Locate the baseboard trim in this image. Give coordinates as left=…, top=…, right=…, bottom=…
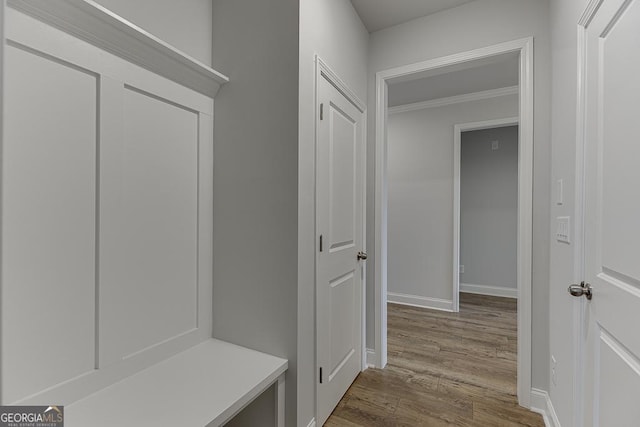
left=305, top=418, right=316, bottom=427
left=460, top=283, right=518, bottom=299
left=387, top=292, right=453, bottom=312
left=366, top=348, right=377, bottom=368
left=530, top=388, right=561, bottom=427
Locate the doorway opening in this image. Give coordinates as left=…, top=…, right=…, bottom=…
left=373, top=37, right=534, bottom=407
left=454, top=119, right=519, bottom=309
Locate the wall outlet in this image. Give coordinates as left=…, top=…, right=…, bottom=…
left=459, top=265, right=464, bottom=274
left=551, top=355, right=557, bottom=386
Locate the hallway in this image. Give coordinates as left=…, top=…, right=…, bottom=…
left=327, top=293, right=544, bottom=426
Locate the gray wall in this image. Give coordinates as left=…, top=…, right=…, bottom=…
left=460, top=126, right=518, bottom=290
left=387, top=96, right=518, bottom=303
left=93, top=0, right=213, bottom=65
left=211, top=1, right=299, bottom=425
left=367, top=0, right=551, bottom=391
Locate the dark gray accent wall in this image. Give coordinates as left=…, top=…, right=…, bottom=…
left=460, top=126, right=518, bottom=290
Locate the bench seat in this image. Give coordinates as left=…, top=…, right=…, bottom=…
left=66, top=339, right=287, bottom=427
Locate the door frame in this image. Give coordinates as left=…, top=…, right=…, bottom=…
left=373, top=37, right=534, bottom=407
left=453, top=117, right=520, bottom=311
left=314, top=55, right=368, bottom=417
left=572, top=0, right=611, bottom=424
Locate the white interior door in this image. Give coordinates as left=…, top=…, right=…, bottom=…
left=316, top=75, right=364, bottom=425
left=581, top=0, right=640, bottom=425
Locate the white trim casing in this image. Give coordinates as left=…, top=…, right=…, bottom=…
left=316, top=57, right=366, bottom=113
left=0, top=0, right=5, bottom=407
left=365, top=348, right=376, bottom=368
left=530, top=388, right=562, bottom=427
left=454, top=116, right=519, bottom=311
left=361, top=109, right=368, bottom=374
left=570, top=2, right=600, bottom=424
left=460, top=283, right=518, bottom=299
left=387, top=292, right=453, bottom=312
left=374, top=70, right=388, bottom=370
left=517, top=35, right=534, bottom=410
left=453, top=122, right=461, bottom=313
left=374, top=37, right=534, bottom=408
left=388, top=85, right=518, bottom=115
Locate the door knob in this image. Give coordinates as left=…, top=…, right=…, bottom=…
left=568, top=281, right=592, bottom=300
left=357, top=251, right=368, bottom=261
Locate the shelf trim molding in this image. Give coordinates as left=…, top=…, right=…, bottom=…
left=7, top=0, right=229, bottom=98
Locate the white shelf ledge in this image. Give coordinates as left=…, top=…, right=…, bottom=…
left=66, top=339, right=288, bottom=427
left=7, top=0, right=229, bottom=98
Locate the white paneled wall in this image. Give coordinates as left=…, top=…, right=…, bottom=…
left=1, top=7, right=215, bottom=405
left=3, top=42, right=98, bottom=405
left=100, top=85, right=200, bottom=365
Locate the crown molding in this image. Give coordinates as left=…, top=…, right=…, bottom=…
left=388, top=85, right=518, bottom=115
left=7, top=0, right=229, bottom=98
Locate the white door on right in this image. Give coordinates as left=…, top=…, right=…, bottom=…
left=581, top=0, right=640, bottom=425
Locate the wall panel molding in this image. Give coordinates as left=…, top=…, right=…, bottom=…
left=1, top=6, right=215, bottom=406
left=7, top=0, right=228, bottom=97
left=2, top=43, right=98, bottom=403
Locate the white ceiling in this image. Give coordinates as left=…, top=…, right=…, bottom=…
left=388, top=52, right=519, bottom=107
left=350, top=0, right=476, bottom=33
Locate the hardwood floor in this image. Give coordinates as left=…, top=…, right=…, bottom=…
left=326, top=293, right=545, bottom=426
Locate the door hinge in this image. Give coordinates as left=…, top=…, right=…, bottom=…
left=320, top=103, right=324, bottom=120
left=319, top=234, right=323, bottom=252
left=319, top=367, right=323, bottom=384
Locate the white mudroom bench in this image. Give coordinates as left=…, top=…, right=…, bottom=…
left=66, top=339, right=287, bottom=427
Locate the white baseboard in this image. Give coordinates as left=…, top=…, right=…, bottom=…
left=530, top=388, right=561, bottom=427
left=366, top=348, right=377, bottom=368
left=460, top=283, right=518, bottom=299
left=387, top=292, right=453, bottom=312
left=305, top=418, right=316, bottom=427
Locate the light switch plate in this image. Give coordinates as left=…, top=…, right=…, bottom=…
left=556, top=179, right=563, bottom=205
left=556, top=216, right=570, bottom=243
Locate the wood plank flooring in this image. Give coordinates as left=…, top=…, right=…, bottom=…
left=326, top=293, right=545, bottom=426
